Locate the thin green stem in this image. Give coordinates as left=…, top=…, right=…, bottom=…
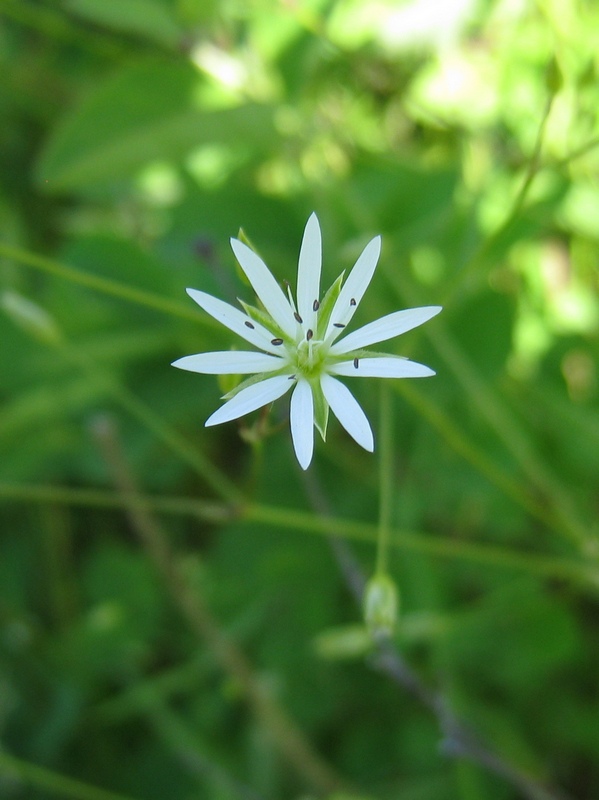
left=442, top=89, right=557, bottom=305
left=376, top=382, right=393, bottom=575
left=0, top=750, right=138, bottom=800
left=0, top=242, right=211, bottom=325
left=1, top=482, right=594, bottom=586
left=0, top=481, right=233, bottom=522
left=420, top=311, right=590, bottom=550
left=247, top=503, right=595, bottom=586
left=555, top=135, right=599, bottom=167
left=396, top=381, right=556, bottom=530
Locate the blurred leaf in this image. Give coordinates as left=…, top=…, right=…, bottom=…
left=444, top=580, right=580, bottom=689
left=449, top=287, right=515, bottom=380
left=63, top=0, right=182, bottom=47
left=348, top=158, right=459, bottom=238
left=36, top=60, right=277, bottom=190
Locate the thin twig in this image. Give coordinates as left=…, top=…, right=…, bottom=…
left=301, top=468, right=572, bottom=800
left=92, top=414, right=346, bottom=797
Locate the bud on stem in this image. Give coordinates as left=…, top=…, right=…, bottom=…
left=363, top=572, right=399, bottom=638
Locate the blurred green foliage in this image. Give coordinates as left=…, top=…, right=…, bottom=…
left=1, top=0, right=599, bottom=798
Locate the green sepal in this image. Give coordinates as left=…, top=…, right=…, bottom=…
left=237, top=226, right=258, bottom=252
left=316, top=272, right=345, bottom=339
left=222, top=369, right=291, bottom=400
left=231, top=228, right=254, bottom=290
left=312, top=381, right=329, bottom=441
left=327, top=349, right=410, bottom=366
left=237, top=299, right=288, bottom=342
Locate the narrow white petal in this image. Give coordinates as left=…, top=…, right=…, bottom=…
left=187, top=288, right=283, bottom=355
left=330, top=306, right=442, bottom=354
left=205, top=375, right=292, bottom=427
left=290, top=379, right=314, bottom=470
left=329, top=357, right=435, bottom=378
left=296, top=212, right=321, bottom=329
left=172, top=351, right=286, bottom=374
left=230, top=238, right=296, bottom=338
left=320, top=374, right=374, bottom=452
left=325, top=235, right=381, bottom=341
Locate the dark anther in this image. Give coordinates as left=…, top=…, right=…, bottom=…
left=244, top=321, right=255, bottom=329
left=283, top=279, right=291, bottom=289
left=333, top=323, right=345, bottom=328
left=288, top=374, right=296, bottom=380
left=271, top=338, right=284, bottom=345
left=350, top=298, right=357, bottom=306
left=306, top=329, right=314, bottom=340
left=313, top=299, right=320, bottom=311
left=353, top=358, right=359, bottom=369
left=294, top=312, right=303, bottom=323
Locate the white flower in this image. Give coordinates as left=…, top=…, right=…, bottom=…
left=173, top=213, right=441, bottom=470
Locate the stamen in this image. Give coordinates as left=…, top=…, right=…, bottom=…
left=282, top=279, right=291, bottom=289
left=288, top=374, right=296, bottom=380
left=353, top=358, right=359, bottom=369
left=306, top=329, right=313, bottom=340
left=350, top=298, right=357, bottom=306
left=271, top=338, right=284, bottom=345
left=244, top=321, right=255, bottom=329
left=333, top=323, right=345, bottom=328
left=313, top=299, right=320, bottom=311
left=294, top=312, right=303, bottom=323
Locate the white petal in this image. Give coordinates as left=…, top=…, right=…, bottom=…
left=290, top=379, right=314, bottom=470
left=296, top=212, right=321, bottom=330
left=187, top=289, right=283, bottom=355
left=205, top=375, right=292, bottom=427
left=230, top=238, right=296, bottom=338
left=320, top=374, right=374, bottom=452
left=330, top=306, right=442, bottom=354
left=329, top=357, right=435, bottom=378
left=172, top=351, right=286, bottom=374
left=325, top=235, right=381, bottom=342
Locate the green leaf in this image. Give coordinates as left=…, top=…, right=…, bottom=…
left=63, top=0, right=182, bottom=47
left=450, top=288, right=515, bottom=380
left=35, top=60, right=277, bottom=190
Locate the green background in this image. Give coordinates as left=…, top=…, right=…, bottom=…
left=1, top=0, right=598, bottom=798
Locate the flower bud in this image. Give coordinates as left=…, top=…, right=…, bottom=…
left=363, top=573, right=399, bottom=639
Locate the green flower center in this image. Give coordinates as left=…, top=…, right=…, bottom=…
left=294, top=336, right=329, bottom=379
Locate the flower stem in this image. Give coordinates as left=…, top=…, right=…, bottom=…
left=376, top=382, right=393, bottom=575
left=0, top=241, right=210, bottom=325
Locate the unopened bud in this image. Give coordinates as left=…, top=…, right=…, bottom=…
left=313, top=624, right=372, bottom=661
left=363, top=573, right=399, bottom=638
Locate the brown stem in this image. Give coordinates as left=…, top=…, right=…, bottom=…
left=301, top=467, right=572, bottom=800
left=92, top=415, right=345, bottom=796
